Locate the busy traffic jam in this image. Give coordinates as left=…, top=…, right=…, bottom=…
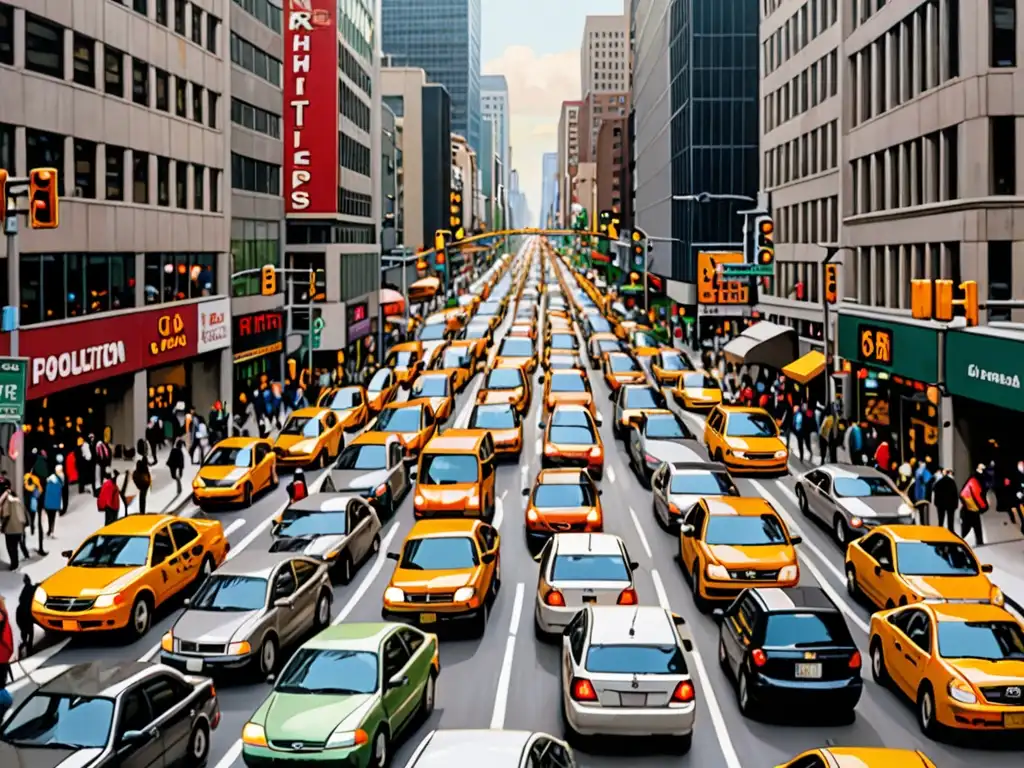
left=2, top=237, right=1023, bottom=768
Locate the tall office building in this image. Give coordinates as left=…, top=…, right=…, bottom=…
left=481, top=74, right=510, bottom=194
left=557, top=101, right=582, bottom=226
left=381, top=0, right=482, bottom=153
left=480, top=117, right=503, bottom=229
left=540, top=151, right=559, bottom=227
left=580, top=14, right=629, bottom=160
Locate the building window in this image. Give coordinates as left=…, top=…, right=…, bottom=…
left=193, top=164, right=204, bottom=209
left=106, top=145, right=125, bottom=200
left=210, top=168, right=220, bottom=211
left=232, top=0, right=282, bottom=33
left=143, top=252, right=216, bottom=304
left=132, top=58, right=149, bottom=106
left=73, top=33, right=95, bottom=88
left=26, top=129, right=65, bottom=195
left=230, top=32, right=282, bottom=86
left=175, top=160, right=188, bottom=208
left=175, top=76, right=187, bottom=117
left=133, top=151, right=149, bottom=204
left=133, top=0, right=148, bottom=15
left=190, top=4, right=202, bottom=45
left=206, top=14, right=219, bottom=53
left=993, top=0, right=1017, bottom=67
left=340, top=81, right=371, bottom=131
left=20, top=253, right=137, bottom=325
left=339, top=134, right=371, bottom=177
left=25, top=13, right=64, bottom=80
left=231, top=219, right=281, bottom=297
left=231, top=153, right=280, bottom=195
left=383, top=96, right=404, bottom=118
left=0, top=3, right=13, bottom=67
left=992, top=116, right=1016, bottom=194
left=72, top=139, right=97, bottom=199
left=155, top=69, right=169, bottom=110
left=0, top=123, right=14, bottom=173
left=338, top=188, right=372, bottom=218
left=208, top=91, right=219, bottom=128
left=231, top=98, right=281, bottom=138
left=104, top=46, right=124, bottom=97
left=173, top=0, right=186, bottom=34
left=156, top=0, right=168, bottom=25
left=191, top=83, right=203, bottom=123
left=988, top=241, right=1013, bottom=321
left=157, top=156, right=170, bottom=205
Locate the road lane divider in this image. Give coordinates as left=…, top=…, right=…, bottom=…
left=489, top=582, right=525, bottom=729
left=493, top=495, right=505, bottom=531
left=333, top=522, right=402, bottom=625
left=606, top=464, right=616, bottom=483
left=6, top=639, right=71, bottom=694
left=627, top=506, right=653, bottom=560
left=223, top=518, right=247, bottom=537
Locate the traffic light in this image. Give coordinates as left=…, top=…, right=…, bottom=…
left=260, top=264, right=277, bottom=296
left=631, top=228, right=647, bottom=271
left=308, top=269, right=316, bottom=300
left=310, top=311, right=324, bottom=349
left=608, top=217, right=619, bottom=241
left=824, top=263, right=838, bottom=304
left=598, top=210, right=611, bottom=232
left=755, top=215, right=774, bottom=265
left=911, top=279, right=933, bottom=319
left=455, top=226, right=464, bottom=241
left=0, top=169, right=7, bottom=223
left=28, top=168, right=59, bottom=229
left=450, top=190, right=462, bottom=230
left=955, top=280, right=979, bottom=326
left=434, top=230, right=446, bottom=252
left=934, top=279, right=954, bottom=321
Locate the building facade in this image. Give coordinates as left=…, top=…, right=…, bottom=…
left=581, top=14, right=630, bottom=97
left=481, top=73, right=509, bottom=195
left=381, top=0, right=481, bottom=153
left=596, top=116, right=630, bottom=221
left=422, top=83, right=453, bottom=242
left=540, top=151, right=559, bottom=227
left=381, top=102, right=400, bottom=251
left=480, top=117, right=501, bottom=229
left=451, top=133, right=477, bottom=231
left=557, top=100, right=582, bottom=226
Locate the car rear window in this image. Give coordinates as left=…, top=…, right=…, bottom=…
left=552, top=554, right=629, bottom=582
left=763, top=612, right=852, bottom=648
left=585, top=645, right=687, bottom=674
left=534, top=483, right=594, bottom=508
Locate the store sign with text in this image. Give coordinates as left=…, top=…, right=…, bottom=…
left=696, top=252, right=749, bottom=305
left=347, top=302, right=371, bottom=341
left=944, top=330, right=1024, bottom=413
left=197, top=298, right=231, bottom=354
left=23, top=304, right=201, bottom=400
left=283, top=0, right=339, bottom=214
left=233, top=311, right=284, bottom=363
left=857, top=325, right=893, bottom=367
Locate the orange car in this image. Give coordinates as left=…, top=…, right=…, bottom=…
left=538, top=368, right=596, bottom=420
left=316, top=385, right=370, bottom=431
left=494, top=335, right=538, bottom=373
left=434, top=341, right=477, bottom=390
left=777, top=748, right=937, bottom=767
left=409, top=372, right=456, bottom=423
left=652, top=349, right=694, bottom=387
left=371, top=400, right=439, bottom=459
left=477, top=365, right=532, bottom=414
left=509, top=321, right=537, bottom=341
left=539, top=404, right=605, bottom=480
left=464, top=403, right=523, bottom=458
left=544, top=331, right=579, bottom=363
left=459, top=321, right=492, bottom=358
left=385, top=341, right=426, bottom=388
left=704, top=405, right=788, bottom=474
left=522, top=468, right=603, bottom=546
left=602, top=351, right=646, bottom=392
left=365, top=368, right=399, bottom=413
left=413, top=430, right=497, bottom=520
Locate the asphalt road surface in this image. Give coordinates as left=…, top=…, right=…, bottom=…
left=10, top=240, right=1022, bottom=768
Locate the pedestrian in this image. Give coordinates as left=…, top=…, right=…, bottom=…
left=959, top=463, right=989, bottom=546
left=15, top=574, right=34, bottom=659
left=799, top=403, right=816, bottom=462
left=846, top=421, right=865, bottom=466
left=31, top=450, right=48, bottom=482
left=0, top=471, right=10, bottom=496
left=287, top=468, right=308, bottom=504
left=0, top=595, right=14, bottom=700
left=1010, top=459, right=1024, bottom=534
left=818, top=408, right=839, bottom=465
left=873, top=437, right=892, bottom=477
left=168, top=440, right=185, bottom=496
left=23, top=471, right=40, bottom=537
left=146, top=417, right=162, bottom=463
left=77, top=437, right=94, bottom=495
left=1, top=491, right=28, bottom=570
left=97, top=469, right=121, bottom=526
left=132, top=457, right=152, bottom=515
left=190, top=418, right=209, bottom=465
left=43, top=466, right=64, bottom=538
left=912, top=457, right=934, bottom=522
left=56, top=454, right=70, bottom=515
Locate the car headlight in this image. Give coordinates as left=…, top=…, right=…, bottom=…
left=227, top=641, right=252, bottom=655
left=241, top=723, right=267, bottom=747
left=774, top=450, right=787, bottom=459
left=778, top=565, right=799, bottom=582
left=414, top=494, right=425, bottom=506
left=33, top=587, right=47, bottom=604
left=706, top=564, right=730, bottom=580
left=93, top=593, right=124, bottom=608
left=193, top=476, right=206, bottom=488
left=948, top=680, right=977, bottom=704
left=326, top=728, right=369, bottom=750
left=161, top=631, right=174, bottom=652
left=991, top=585, right=1005, bottom=607
left=384, top=587, right=405, bottom=603
left=849, top=517, right=864, bottom=529
left=453, top=586, right=476, bottom=602
left=732, top=451, right=746, bottom=459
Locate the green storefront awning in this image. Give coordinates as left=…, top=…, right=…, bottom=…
left=837, top=312, right=940, bottom=382
left=944, top=329, right=1024, bottom=412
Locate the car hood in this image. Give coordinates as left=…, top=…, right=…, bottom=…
left=173, top=609, right=261, bottom=644
left=42, top=566, right=144, bottom=596
left=952, top=659, right=1024, bottom=688
left=417, top=485, right=476, bottom=505
left=275, top=434, right=317, bottom=452
left=899, top=574, right=994, bottom=601
left=263, top=692, right=374, bottom=742
left=270, top=533, right=348, bottom=558
left=645, top=439, right=703, bottom=464
left=836, top=496, right=911, bottom=519
left=391, top=569, right=475, bottom=591
left=479, top=389, right=521, bottom=405
left=0, top=743, right=103, bottom=768
left=547, top=393, right=592, bottom=409
left=724, top=436, right=785, bottom=452
left=612, top=371, right=645, bottom=382
left=706, top=544, right=795, bottom=569
left=680, top=386, right=721, bottom=401
left=329, top=468, right=390, bottom=492
left=197, top=465, right=251, bottom=483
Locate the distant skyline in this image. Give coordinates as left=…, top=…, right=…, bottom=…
left=480, top=0, right=625, bottom=214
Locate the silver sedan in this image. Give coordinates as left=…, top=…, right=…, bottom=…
left=650, top=461, right=739, bottom=531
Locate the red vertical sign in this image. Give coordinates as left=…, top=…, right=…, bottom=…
left=284, top=0, right=339, bottom=215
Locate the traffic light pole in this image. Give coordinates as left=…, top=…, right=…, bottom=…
left=820, top=245, right=852, bottom=406
left=4, top=200, right=23, bottom=501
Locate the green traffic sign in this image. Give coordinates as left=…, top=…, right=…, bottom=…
left=721, top=264, right=774, bottom=276
left=0, top=357, right=28, bottom=422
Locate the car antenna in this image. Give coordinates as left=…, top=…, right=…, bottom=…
left=588, top=534, right=593, bottom=552
left=629, top=606, right=639, bottom=637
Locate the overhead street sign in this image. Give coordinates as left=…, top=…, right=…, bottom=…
left=0, top=357, right=28, bottom=422
left=721, top=264, right=775, bottom=277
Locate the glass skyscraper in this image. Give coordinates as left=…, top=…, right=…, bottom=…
left=381, top=0, right=482, bottom=154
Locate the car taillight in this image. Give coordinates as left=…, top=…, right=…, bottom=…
left=208, top=684, right=217, bottom=700
left=586, top=509, right=600, bottom=524
left=671, top=681, right=695, bottom=703
left=849, top=651, right=862, bottom=669
left=617, top=588, right=638, bottom=605
left=589, top=445, right=602, bottom=457
left=545, top=589, right=566, bottom=606
left=526, top=509, right=539, bottom=522
left=570, top=677, right=598, bottom=702
left=751, top=649, right=767, bottom=667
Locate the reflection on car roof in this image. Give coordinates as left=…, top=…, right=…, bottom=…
left=589, top=606, right=674, bottom=645
left=411, top=730, right=533, bottom=768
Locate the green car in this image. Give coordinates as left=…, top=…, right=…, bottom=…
left=241, top=622, right=439, bottom=768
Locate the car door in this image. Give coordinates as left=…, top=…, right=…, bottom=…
left=802, top=470, right=825, bottom=520
left=883, top=608, right=920, bottom=695
left=150, top=526, right=183, bottom=603
left=379, top=630, right=417, bottom=731
left=169, top=520, right=202, bottom=587
left=289, top=557, right=320, bottom=633
left=387, top=441, right=406, bottom=499
left=859, top=533, right=897, bottom=607
left=561, top=607, right=588, bottom=691
left=814, top=474, right=837, bottom=523
left=627, top=425, right=643, bottom=470
left=346, top=500, right=372, bottom=562
left=680, top=503, right=707, bottom=570
left=898, top=609, right=933, bottom=697
left=253, top=443, right=271, bottom=489
left=724, top=594, right=760, bottom=675
left=270, top=562, right=304, bottom=644
left=650, top=464, right=670, bottom=523
left=141, top=674, right=196, bottom=768
left=324, top=412, right=341, bottom=455
left=421, top=405, right=437, bottom=444
left=113, top=685, right=164, bottom=768
left=396, top=627, right=431, bottom=701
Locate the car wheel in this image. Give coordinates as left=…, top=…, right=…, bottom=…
left=317, top=450, right=328, bottom=469
left=369, top=728, right=390, bottom=768
left=918, top=685, right=940, bottom=738
left=833, top=514, right=849, bottom=547
left=258, top=635, right=278, bottom=676
left=185, top=721, right=210, bottom=767
left=870, top=638, right=888, bottom=685
left=738, top=669, right=757, bottom=718
left=420, top=671, right=436, bottom=718
left=654, top=500, right=669, bottom=531
left=339, top=555, right=354, bottom=585
left=314, top=590, right=331, bottom=629
left=370, top=533, right=382, bottom=558
left=128, top=594, right=152, bottom=640
left=691, top=565, right=708, bottom=613
left=194, top=556, right=214, bottom=590
left=845, top=566, right=861, bottom=599
left=383, top=490, right=395, bottom=519
left=242, top=483, right=253, bottom=507
left=471, top=600, right=489, bottom=638
left=796, top=486, right=809, bottom=516
left=669, top=732, right=692, bottom=755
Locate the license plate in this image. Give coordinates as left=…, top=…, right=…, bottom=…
left=1005, top=713, right=1024, bottom=728
left=420, top=613, right=437, bottom=624
left=795, top=663, right=822, bottom=679
left=185, top=658, right=204, bottom=673
left=582, top=596, right=597, bottom=603
left=620, top=693, right=646, bottom=707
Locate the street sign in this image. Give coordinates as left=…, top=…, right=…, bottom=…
left=721, top=264, right=775, bottom=277
left=0, top=357, right=28, bottom=422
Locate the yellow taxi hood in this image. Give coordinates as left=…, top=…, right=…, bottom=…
left=43, top=565, right=145, bottom=596
left=724, top=435, right=784, bottom=452
left=480, top=389, right=521, bottom=405
left=613, top=371, right=645, bottom=383
left=952, top=658, right=1024, bottom=688
left=391, top=568, right=476, bottom=591
left=486, top=428, right=520, bottom=445
left=274, top=434, right=307, bottom=450
left=900, top=574, right=995, bottom=601
left=706, top=543, right=796, bottom=569
left=197, top=465, right=250, bottom=483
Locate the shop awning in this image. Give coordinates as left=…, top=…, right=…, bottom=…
left=782, top=350, right=826, bottom=384
left=380, top=288, right=405, bottom=317
left=408, top=276, right=440, bottom=302
left=722, top=322, right=798, bottom=369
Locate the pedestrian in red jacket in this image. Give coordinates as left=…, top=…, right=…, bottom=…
left=97, top=470, right=121, bottom=526
left=0, top=595, right=14, bottom=685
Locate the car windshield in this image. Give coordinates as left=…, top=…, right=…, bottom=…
left=324, top=389, right=361, bottom=410
left=387, top=350, right=415, bottom=367
left=486, top=369, right=523, bottom=389
left=589, top=318, right=611, bottom=333
left=282, top=416, right=322, bottom=438
left=645, top=415, right=690, bottom=439
left=895, top=542, right=979, bottom=576
left=191, top=574, right=267, bottom=611
left=704, top=515, right=788, bottom=546
left=277, top=510, right=347, bottom=537
left=725, top=413, right=777, bottom=438
left=833, top=476, right=898, bottom=497
left=463, top=325, right=488, bottom=339
left=203, top=446, right=253, bottom=467
left=375, top=407, right=421, bottom=432
left=585, top=645, right=687, bottom=675
left=682, top=373, right=718, bottom=389
left=633, top=333, right=657, bottom=348
left=764, top=612, right=852, bottom=648
left=500, top=338, right=533, bottom=357
left=548, top=356, right=578, bottom=369
left=550, top=335, right=575, bottom=349
left=624, top=388, right=660, bottom=409
left=609, top=356, right=639, bottom=373
left=418, top=324, right=447, bottom=341
left=419, top=454, right=478, bottom=484
left=276, top=649, right=378, bottom=695
left=550, top=426, right=595, bottom=445
left=479, top=304, right=501, bottom=315
left=659, top=353, right=687, bottom=371
left=335, top=444, right=386, bottom=470
left=442, top=349, right=469, bottom=368
left=412, top=376, right=449, bottom=398
left=368, top=370, right=391, bottom=391
left=1, top=693, right=114, bottom=749
left=552, top=554, right=629, bottom=581
left=550, top=373, right=586, bottom=392
left=470, top=405, right=516, bottom=429
left=937, top=621, right=1024, bottom=661
left=533, top=483, right=594, bottom=508
left=71, top=535, right=150, bottom=567
left=401, top=536, right=478, bottom=570
left=671, top=472, right=734, bottom=495
left=597, top=340, right=621, bottom=355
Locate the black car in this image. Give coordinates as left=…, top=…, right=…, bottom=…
left=713, top=586, right=862, bottom=720
left=0, top=661, right=219, bottom=768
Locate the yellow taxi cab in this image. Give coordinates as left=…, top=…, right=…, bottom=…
left=315, top=384, right=370, bottom=430
left=614, top=319, right=650, bottom=341
left=544, top=351, right=585, bottom=371
left=538, top=368, right=596, bottom=420
left=33, top=514, right=229, bottom=640
left=514, top=304, right=538, bottom=324
left=434, top=341, right=477, bottom=390
left=433, top=307, right=468, bottom=332
left=651, top=349, right=694, bottom=387
left=192, top=437, right=277, bottom=508
left=371, top=399, right=439, bottom=459
left=508, top=321, right=537, bottom=341
left=494, top=335, right=538, bottom=373
left=704, top=405, right=788, bottom=474
left=413, top=431, right=498, bottom=520
left=464, top=402, right=523, bottom=459
left=601, top=351, right=646, bottom=393
left=679, top=496, right=801, bottom=609
left=673, top=370, right=724, bottom=410
left=477, top=364, right=532, bottom=414
left=522, top=468, right=603, bottom=545
left=382, top=518, right=500, bottom=637
left=545, top=316, right=573, bottom=335
left=868, top=601, right=1024, bottom=737
left=409, top=372, right=456, bottom=423
left=544, top=331, right=579, bottom=363
left=587, top=332, right=622, bottom=368
left=540, top=404, right=605, bottom=480
left=612, top=385, right=668, bottom=439
left=845, top=525, right=1003, bottom=610
left=458, top=294, right=482, bottom=317
left=777, top=747, right=937, bottom=767
left=459, top=321, right=492, bottom=358
left=384, top=340, right=426, bottom=388
left=419, top=335, right=451, bottom=370
left=273, top=407, right=346, bottom=468
left=365, top=367, right=400, bottom=413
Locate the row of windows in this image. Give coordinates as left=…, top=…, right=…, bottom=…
left=340, top=42, right=372, bottom=97
left=773, top=195, right=838, bottom=246
left=133, top=0, right=219, bottom=53
left=340, top=80, right=371, bottom=132
left=340, top=0, right=374, bottom=62
left=231, top=32, right=281, bottom=87
left=340, top=133, right=371, bottom=176
left=143, top=252, right=217, bottom=304
left=339, top=188, right=372, bottom=218
left=231, top=218, right=281, bottom=297
left=231, top=152, right=281, bottom=196
left=992, top=0, right=1017, bottom=67
left=849, top=0, right=889, bottom=29
left=763, top=0, right=838, bottom=75
left=847, top=242, right=961, bottom=310
left=231, top=97, right=281, bottom=139
left=849, top=0, right=959, bottom=129
left=338, top=251, right=378, bottom=301
left=233, top=0, right=281, bottom=34
left=764, top=49, right=837, bottom=133
left=285, top=221, right=375, bottom=246
left=765, top=260, right=824, bottom=304
left=764, top=119, right=839, bottom=188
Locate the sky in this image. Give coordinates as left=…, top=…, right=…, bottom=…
left=481, top=0, right=625, bottom=218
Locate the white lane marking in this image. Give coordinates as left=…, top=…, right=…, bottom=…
left=750, top=480, right=870, bottom=635
left=534, top=438, right=542, bottom=457
left=489, top=582, right=525, bottom=729
left=6, top=640, right=71, bottom=693
left=212, top=742, right=242, bottom=768
left=520, top=465, right=529, bottom=488
left=628, top=506, right=653, bottom=560
left=606, top=464, right=616, bottom=483
left=651, top=569, right=741, bottom=768
left=493, top=495, right=504, bottom=531
left=223, top=518, right=246, bottom=537
left=453, top=375, right=485, bottom=428
left=333, top=522, right=402, bottom=625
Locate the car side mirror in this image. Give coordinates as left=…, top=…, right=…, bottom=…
left=790, top=536, right=802, bottom=545
left=982, top=564, right=994, bottom=573
left=537, top=375, right=545, bottom=383
left=629, top=561, right=639, bottom=571
left=537, top=422, right=545, bottom=429
left=273, top=597, right=293, bottom=609
left=61, top=549, right=73, bottom=559
left=595, top=413, right=603, bottom=426
left=711, top=608, right=725, bottom=623
left=522, top=488, right=530, bottom=497
left=120, top=730, right=148, bottom=746
left=386, top=673, right=409, bottom=690
left=481, top=552, right=496, bottom=564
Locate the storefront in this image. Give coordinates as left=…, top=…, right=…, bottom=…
left=232, top=310, right=284, bottom=405
left=343, top=301, right=376, bottom=382
left=837, top=311, right=941, bottom=467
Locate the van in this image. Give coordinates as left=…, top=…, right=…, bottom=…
left=412, top=430, right=497, bottom=520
